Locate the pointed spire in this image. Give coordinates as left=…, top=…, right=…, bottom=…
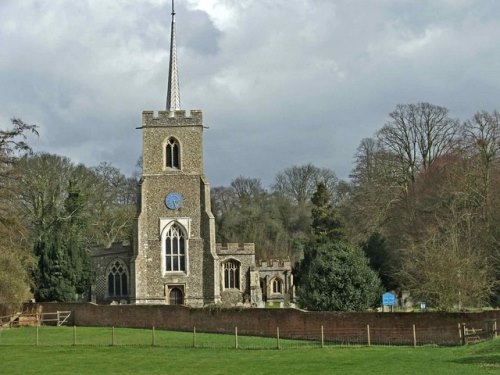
left=166, top=0, right=180, bottom=111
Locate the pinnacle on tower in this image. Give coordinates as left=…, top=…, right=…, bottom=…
left=166, top=0, right=181, bottom=111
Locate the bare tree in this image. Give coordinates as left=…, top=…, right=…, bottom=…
left=0, top=119, right=38, bottom=308
left=461, top=110, right=500, bottom=213
left=272, top=164, right=338, bottom=206
left=377, top=103, right=459, bottom=186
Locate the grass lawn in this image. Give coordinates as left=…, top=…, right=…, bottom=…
left=0, top=327, right=499, bottom=374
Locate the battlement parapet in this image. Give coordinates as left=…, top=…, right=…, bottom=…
left=142, top=110, right=203, bottom=127
left=258, top=258, right=291, bottom=270
left=216, top=242, right=255, bottom=254
left=90, top=241, right=133, bottom=257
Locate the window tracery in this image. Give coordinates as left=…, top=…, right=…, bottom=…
left=223, top=260, right=240, bottom=289
left=107, top=260, right=128, bottom=297
left=165, top=224, right=186, bottom=272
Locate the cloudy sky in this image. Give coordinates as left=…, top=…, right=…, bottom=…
left=1, top=0, right=499, bottom=186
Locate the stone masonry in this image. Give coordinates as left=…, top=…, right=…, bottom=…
left=91, top=109, right=294, bottom=307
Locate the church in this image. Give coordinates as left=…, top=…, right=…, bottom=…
left=90, top=1, right=294, bottom=307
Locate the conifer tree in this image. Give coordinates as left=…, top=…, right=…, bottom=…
left=297, top=183, right=381, bottom=311
left=310, top=182, right=346, bottom=243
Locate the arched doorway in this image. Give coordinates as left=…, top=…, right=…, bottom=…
left=169, top=287, right=184, bottom=305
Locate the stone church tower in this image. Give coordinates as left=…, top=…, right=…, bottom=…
left=90, top=0, right=294, bottom=307
left=130, top=2, right=220, bottom=306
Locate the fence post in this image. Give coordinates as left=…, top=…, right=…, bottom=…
left=276, top=327, right=280, bottom=350
left=366, top=324, right=371, bottom=347
left=494, top=320, right=497, bottom=339
left=36, top=324, right=39, bottom=346
left=235, top=326, right=239, bottom=349
left=460, top=323, right=466, bottom=346
left=111, top=326, right=115, bottom=346
left=412, top=324, right=416, bottom=347
left=192, top=326, right=196, bottom=348
left=73, top=325, right=76, bottom=346
left=56, top=311, right=60, bottom=327
left=321, top=325, right=324, bottom=348
left=152, top=326, right=155, bottom=346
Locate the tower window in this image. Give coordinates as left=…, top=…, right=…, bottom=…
left=272, top=278, right=283, bottom=294
left=166, top=224, right=186, bottom=272
left=107, top=260, right=129, bottom=297
left=166, top=138, right=180, bottom=169
left=223, top=260, right=240, bottom=289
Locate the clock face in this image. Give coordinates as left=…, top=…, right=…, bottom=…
left=165, top=192, right=183, bottom=210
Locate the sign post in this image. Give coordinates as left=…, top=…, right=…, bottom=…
left=382, top=292, right=396, bottom=312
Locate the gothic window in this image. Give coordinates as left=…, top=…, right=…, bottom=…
left=107, top=260, right=128, bottom=297
left=272, top=278, right=283, bottom=294
left=165, top=224, right=186, bottom=272
left=166, top=138, right=180, bottom=169
left=223, top=260, right=240, bottom=289
left=169, top=287, right=184, bottom=305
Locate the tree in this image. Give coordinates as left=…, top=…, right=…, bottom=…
left=399, top=226, right=494, bottom=311
left=397, top=155, right=497, bottom=310
left=0, top=118, right=38, bottom=308
left=88, top=162, right=136, bottom=247
left=346, top=138, right=404, bottom=245
left=377, top=103, right=458, bottom=186
left=297, top=241, right=382, bottom=311
left=461, top=110, right=500, bottom=220
left=297, top=183, right=381, bottom=311
left=361, top=232, right=393, bottom=289
left=310, top=182, right=345, bottom=243
left=272, top=164, right=338, bottom=206
left=213, top=176, right=290, bottom=259
left=17, top=153, right=95, bottom=301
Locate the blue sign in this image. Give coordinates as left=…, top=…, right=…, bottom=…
left=382, top=292, right=396, bottom=306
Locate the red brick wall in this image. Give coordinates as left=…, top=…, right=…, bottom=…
left=37, top=303, right=500, bottom=346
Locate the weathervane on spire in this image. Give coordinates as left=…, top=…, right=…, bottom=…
left=166, top=0, right=180, bottom=111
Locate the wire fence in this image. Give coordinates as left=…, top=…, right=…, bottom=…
left=0, top=323, right=497, bottom=349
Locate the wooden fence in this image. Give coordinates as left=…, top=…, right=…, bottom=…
left=0, top=311, right=71, bottom=328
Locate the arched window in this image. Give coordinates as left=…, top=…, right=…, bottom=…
left=107, top=260, right=128, bottom=297
left=223, top=260, right=240, bottom=289
left=169, top=287, right=184, bottom=305
left=165, top=224, right=186, bottom=272
left=166, top=138, right=180, bottom=169
left=272, top=278, right=283, bottom=294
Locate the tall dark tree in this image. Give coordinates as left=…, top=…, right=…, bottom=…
left=311, top=182, right=346, bottom=243
left=297, top=183, right=381, bottom=311
left=362, top=232, right=393, bottom=289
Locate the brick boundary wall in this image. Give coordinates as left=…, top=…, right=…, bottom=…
left=34, top=303, right=500, bottom=346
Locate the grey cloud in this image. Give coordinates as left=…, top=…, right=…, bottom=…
left=1, top=0, right=500, bottom=186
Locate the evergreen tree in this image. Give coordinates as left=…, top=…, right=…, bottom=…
left=362, top=232, right=394, bottom=289
left=33, top=178, right=92, bottom=302
left=299, top=241, right=381, bottom=311
left=297, top=183, right=382, bottom=311
left=310, top=182, right=346, bottom=243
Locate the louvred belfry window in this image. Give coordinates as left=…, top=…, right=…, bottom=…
left=166, top=138, right=180, bottom=168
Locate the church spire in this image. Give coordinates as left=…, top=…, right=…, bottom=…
left=166, top=0, right=180, bottom=111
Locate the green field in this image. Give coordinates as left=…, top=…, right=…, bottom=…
left=0, top=327, right=499, bottom=374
